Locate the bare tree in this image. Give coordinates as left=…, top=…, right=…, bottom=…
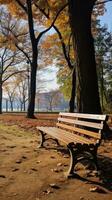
left=15, top=73, right=28, bottom=111
left=0, top=46, right=25, bottom=113
left=4, top=81, right=17, bottom=111
left=45, top=90, right=61, bottom=111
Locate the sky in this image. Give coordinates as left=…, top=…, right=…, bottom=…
left=37, top=66, right=59, bottom=93
left=100, top=2, right=112, bottom=31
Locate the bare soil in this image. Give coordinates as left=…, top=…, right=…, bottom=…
left=0, top=114, right=112, bottom=200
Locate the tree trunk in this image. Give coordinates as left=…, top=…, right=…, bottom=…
left=10, top=101, right=13, bottom=112
left=69, top=68, right=76, bottom=112
left=68, top=0, right=101, bottom=114
left=23, top=102, right=26, bottom=111
left=49, top=100, right=52, bottom=111
left=6, top=99, right=8, bottom=112
left=0, top=82, right=2, bottom=114
left=20, top=103, right=22, bottom=112
left=23, top=95, right=26, bottom=111
left=27, top=52, right=37, bottom=118
left=26, top=0, right=38, bottom=118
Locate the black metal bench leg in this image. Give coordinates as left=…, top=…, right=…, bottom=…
left=54, top=138, right=60, bottom=146
left=92, top=146, right=99, bottom=170
left=37, top=131, right=46, bottom=148
left=67, top=144, right=77, bottom=177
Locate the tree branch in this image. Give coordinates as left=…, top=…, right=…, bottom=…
left=3, top=70, right=27, bottom=83
left=16, top=32, right=28, bottom=38
left=67, top=32, right=74, bottom=65
left=1, top=47, right=7, bottom=59
left=34, top=0, right=50, bottom=18
left=34, top=3, right=49, bottom=18
left=3, top=50, right=18, bottom=64
left=15, top=43, right=32, bottom=65
left=3, top=59, right=15, bottom=73
left=53, top=25, right=73, bottom=69
left=36, top=3, right=68, bottom=45
left=96, top=0, right=112, bottom=5
left=15, top=0, right=27, bottom=13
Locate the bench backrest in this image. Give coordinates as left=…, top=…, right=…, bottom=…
left=56, top=112, right=107, bottom=144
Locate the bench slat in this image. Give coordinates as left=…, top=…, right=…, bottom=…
left=58, top=117, right=75, bottom=124
left=56, top=123, right=101, bottom=139
left=55, top=127, right=96, bottom=144
left=58, top=117, right=103, bottom=130
left=37, top=127, right=71, bottom=144
left=37, top=127, right=96, bottom=145
left=59, top=112, right=106, bottom=121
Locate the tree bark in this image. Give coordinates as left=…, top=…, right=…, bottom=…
left=68, top=0, right=101, bottom=114
left=0, top=82, right=2, bottom=114
left=27, top=54, right=37, bottom=118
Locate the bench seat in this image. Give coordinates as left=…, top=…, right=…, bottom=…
left=37, top=126, right=96, bottom=145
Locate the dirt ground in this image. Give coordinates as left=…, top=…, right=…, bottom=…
left=0, top=114, right=112, bottom=200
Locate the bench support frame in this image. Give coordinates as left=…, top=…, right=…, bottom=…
left=67, top=143, right=99, bottom=177
left=37, top=130, right=60, bottom=148
left=37, top=131, right=46, bottom=148
left=37, top=131, right=99, bottom=177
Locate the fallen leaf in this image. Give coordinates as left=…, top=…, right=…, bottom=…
left=43, top=189, right=52, bottom=194
left=12, top=168, right=19, bottom=172
left=57, top=163, right=62, bottom=167
left=50, top=156, right=55, bottom=159
left=22, top=156, right=27, bottom=159
left=15, top=160, right=22, bottom=164
left=89, top=186, right=107, bottom=193
left=0, top=175, right=6, bottom=178
left=31, top=168, right=38, bottom=171
left=49, top=183, right=60, bottom=189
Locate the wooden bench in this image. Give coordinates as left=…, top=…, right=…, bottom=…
left=36, top=112, right=107, bottom=177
